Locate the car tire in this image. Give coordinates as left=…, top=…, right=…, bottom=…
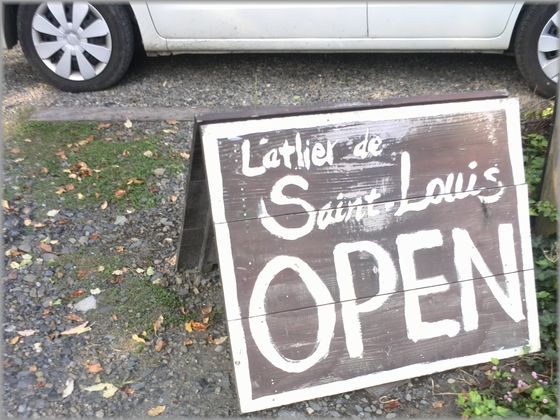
left=18, top=2, right=134, bottom=92
left=514, top=5, right=559, bottom=99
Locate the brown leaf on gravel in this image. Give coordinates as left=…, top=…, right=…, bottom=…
left=69, top=290, right=86, bottom=298
left=382, top=400, right=401, bottom=411
left=432, top=401, right=445, bottom=409
left=169, top=195, right=177, bottom=203
left=114, top=189, right=126, bottom=198
left=154, top=339, right=166, bottom=352
left=67, top=314, right=84, bottom=323
left=40, top=167, right=49, bottom=175
left=213, top=336, right=228, bottom=346
left=179, top=152, right=190, bottom=160
left=184, top=338, right=194, bottom=346
left=201, top=306, right=213, bottom=316
left=38, top=243, right=52, bottom=253
left=9, top=336, right=21, bottom=345
left=115, top=246, right=125, bottom=253
left=121, top=385, right=135, bottom=396
left=77, top=270, right=88, bottom=280
left=153, top=315, right=164, bottom=334
left=131, top=334, right=146, bottom=344
left=65, top=184, right=75, bottom=192
left=165, top=119, right=177, bottom=125
left=189, top=321, right=208, bottom=332
left=90, top=234, right=100, bottom=241
left=147, top=405, right=166, bottom=417
left=85, top=363, right=104, bottom=374
left=111, top=314, right=118, bottom=321
left=55, top=186, right=67, bottom=195
left=97, top=123, right=112, bottom=130
left=60, top=322, right=91, bottom=336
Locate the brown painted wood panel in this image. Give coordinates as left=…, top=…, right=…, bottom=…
left=229, top=270, right=534, bottom=402
left=204, top=109, right=518, bottom=223
left=225, top=184, right=528, bottom=318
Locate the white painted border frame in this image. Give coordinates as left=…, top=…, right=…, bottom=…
left=201, top=98, right=540, bottom=413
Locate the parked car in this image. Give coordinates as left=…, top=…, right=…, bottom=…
left=2, top=2, right=558, bottom=97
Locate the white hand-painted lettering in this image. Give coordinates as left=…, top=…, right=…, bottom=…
left=241, top=134, right=334, bottom=177
left=396, top=230, right=461, bottom=342
left=248, top=256, right=336, bottom=373
left=396, top=152, right=505, bottom=216
left=353, top=128, right=383, bottom=159
left=334, top=241, right=398, bottom=358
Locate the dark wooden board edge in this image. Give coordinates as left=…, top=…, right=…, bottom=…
left=176, top=120, right=213, bottom=272
left=194, top=91, right=508, bottom=127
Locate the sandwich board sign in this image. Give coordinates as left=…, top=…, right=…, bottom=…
left=190, top=93, right=539, bottom=413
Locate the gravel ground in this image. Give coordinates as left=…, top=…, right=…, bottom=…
left=2, top=46, right=551, bottom=114
left=2, top=46, right=550, bottom=418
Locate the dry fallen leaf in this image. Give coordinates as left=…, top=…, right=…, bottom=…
left=85, top=363, right=104, bottom=374
left=17, top=329, right=36, bottom=337
left=201, top=306, right=213, bottom=316
left=154, top=339, right=166, bottom=353
left=382, top=400, right=401, bottom=412
left=124, top=119, right=133, bottom=129
left=191, top=321, right=207, bottom=332
left=90, top=288, right=101, bottom=295
left=179, top=152, right=190, bottom=160
left=165, top=119, right=177, bottom=125
left=55, top=150, right=67, bottom=160
left=169, top=195, right=177, bottom=203
left=185, top=321, right=193, bottom=333
left=100, top=201, right=108, bottom=210
left=39, top=243, right=52, bottom=253
left=69, top=290, right=86, bottom=299
left=127, top=178, right=144, bottom=185
left=143, top=150, right=154, bottom=158
left=153, top=315, right=164, bottom=334
left=213, top=336, right=228, bottom=345
left=61, top=321, right=91, bottom=336
left=121, top=385, right=135, bottom=396
left=146, top=267, right=155, bottom=276
left=66, top=314, right=84, bottom=323
left=114, top=189, right=126, bottom=199
left=148, top=406, right=166, bottom=417
left=111, top=269, right=123, bottom=276
left=40, top=167, right=49, bottom=175
left=432, top=401, right=445, bottom=409
left=131, top=334, right=146, bottom=344
left=9, top=336, right=20, bottom=345
left=97, top=123, right=112, bottom=130
left=24, top=219, right=32, bottom=226
left=184, top=338, right=194, bottom=346
left=62, top=378, right=74, bottom=398
left=84, top=382, right=119, bottom=398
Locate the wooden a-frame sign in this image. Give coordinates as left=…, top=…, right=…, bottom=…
left=176, top=92, right=540, bottom=413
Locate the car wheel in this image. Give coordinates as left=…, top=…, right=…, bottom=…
left=514, top=5, right=559, bottom=99
left=18, top=2, right=134, bottom=92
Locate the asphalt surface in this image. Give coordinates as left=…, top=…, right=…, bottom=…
left=2, top=46, right=550, bottom=115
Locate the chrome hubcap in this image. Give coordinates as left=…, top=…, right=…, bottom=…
left=538, top=10, right=560, bottom=83
left=31, top=2, right=112, bottom=81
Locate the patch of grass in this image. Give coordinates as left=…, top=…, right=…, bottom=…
left=5, top=115, right=184, bottom=210
left=98, top=278, right=189, bottom=335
